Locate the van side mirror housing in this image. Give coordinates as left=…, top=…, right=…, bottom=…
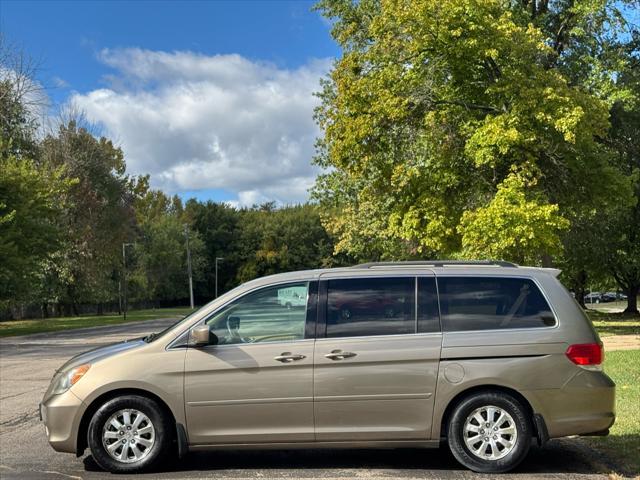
left=190, top=325, right=218, bottom=347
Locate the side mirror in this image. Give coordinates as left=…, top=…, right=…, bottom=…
left=190, top=325, right=218, bottom=347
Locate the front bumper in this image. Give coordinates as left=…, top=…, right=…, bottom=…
left=40, top=389, right=85, bottom=453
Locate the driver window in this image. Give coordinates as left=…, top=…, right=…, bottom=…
left=205, top=282, right=309, bottom=345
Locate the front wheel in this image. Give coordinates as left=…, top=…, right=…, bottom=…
left=87, top=395, right=173, bottom=473
left=447, top=391, right=532, bottom=473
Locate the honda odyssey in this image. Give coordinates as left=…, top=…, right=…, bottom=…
left=40, top=261, right=615, bottom=473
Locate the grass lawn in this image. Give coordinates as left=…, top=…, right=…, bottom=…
left=587, top=310, right=640, bottom=337
left=584, top=349, right=640, bottom=477
left=0, top=307, right=195, bottom=337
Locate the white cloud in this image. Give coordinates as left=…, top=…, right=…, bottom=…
left=70, top=48, right=330, bottom=205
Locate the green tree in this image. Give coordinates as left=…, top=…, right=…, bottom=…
left=39, top=121, right=137, bottom=314
left=601, top=52, right=640, bottom=314
left=313, top=0, right=635, bottom=264
left=236, top=204, right=335, bottom=282
left=184, top=199, right=241, bottom=297
left=0, top=152, right=71, bottom=308
left=458, top=167, right=570, bottom=264
left=132, top=187, right=205, bottom=305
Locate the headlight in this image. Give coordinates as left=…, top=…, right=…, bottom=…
left=51, top=364, right=91, bottom=395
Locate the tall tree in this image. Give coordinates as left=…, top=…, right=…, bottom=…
left=0, top=40, right=71, bottom=315
left=39, top=121, right=137, bottom=313
left=602, top=39, right=640, bottom=313
left=184, top=199, right=241, bottom=297
left=313, top=0, right=635, bottom=264
left=0, top=151, right=71, bottom=309
left=132, top=186, right=205, bottom=305
left=0, top=35, right=43, bottom=161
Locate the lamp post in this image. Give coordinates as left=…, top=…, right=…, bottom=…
left=122, top=242, right=135, bottom=321
left=184, top=225, right=194, bottom=309
left=215, top=257, right=224, bottom=298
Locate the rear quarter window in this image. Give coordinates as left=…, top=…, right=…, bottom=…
left=438, top=277, right=555, bottom=332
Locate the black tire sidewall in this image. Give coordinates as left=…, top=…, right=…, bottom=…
left=447, top=391, right=532, bottom=473
left=87, top=395, right=172, bottom=473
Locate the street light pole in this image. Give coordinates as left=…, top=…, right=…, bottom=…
left=184, top=225, right=194, bottom=309
left=215, top=257, right=224, bottom=298
left=122, top=243, right=134, bottom=321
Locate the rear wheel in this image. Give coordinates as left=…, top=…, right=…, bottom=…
left=87, top=395, right=173, bottom=473
left=447, top=391, right=532, bottom=473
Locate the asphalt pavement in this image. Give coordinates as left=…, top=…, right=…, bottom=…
left=0, top=317, right=621, bottom=479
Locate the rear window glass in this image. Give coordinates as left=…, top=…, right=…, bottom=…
left=437, top=277, right=555, bottom=331
left=326, top=277, right=415, bottom=338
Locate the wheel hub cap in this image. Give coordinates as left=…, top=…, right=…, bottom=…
left=463, top=405, right=517, bottom=461
left=102, top=408, right=155, bottom=463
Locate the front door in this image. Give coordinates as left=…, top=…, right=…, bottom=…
left=184, top=281, right=317, bottom=445
left=313, top=275, right=442, bottom=441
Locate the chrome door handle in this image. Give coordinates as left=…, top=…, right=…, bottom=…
left=325, top=350, right=357, bottom=360
left=274, top=352, right=306, bottom=363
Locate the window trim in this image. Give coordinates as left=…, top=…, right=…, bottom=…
left=167, top=280, right=318, bottom=350
left=433, top=274, right=559, bottom=334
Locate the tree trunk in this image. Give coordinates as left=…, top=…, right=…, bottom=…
left=624, top=285, right=639, bottom=314
left=573, top=269, right=587, bottom=308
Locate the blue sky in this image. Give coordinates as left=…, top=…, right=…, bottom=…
left=1, top=0, right=339, bottom=205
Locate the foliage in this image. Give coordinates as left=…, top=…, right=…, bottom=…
left=235, top=203, right=336, bottom=282
left=0, top=151, right=71, bottom=305
left=37, top=122, right=137, bottom=311
left=458, top=167, right=569, bottom=264
left=313, top=0, right=635, bottom=264
left=599, top=53, right=640, bottom=313
left=185, top=201, right=337, bottom=299
left=130, top=189, right=205, bottom=304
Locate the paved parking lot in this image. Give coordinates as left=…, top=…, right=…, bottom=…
left=0, top=319, right=620, bottom=479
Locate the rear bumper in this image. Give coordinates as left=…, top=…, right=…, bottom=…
left=524, top=370, right=615, bottom=439
left=40, top=390, right=85, bottom=453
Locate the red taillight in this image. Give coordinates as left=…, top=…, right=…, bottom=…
left=565, top=343, right=604, bottom=366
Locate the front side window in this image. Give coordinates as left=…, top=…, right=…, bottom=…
left=205, top=282, right=309, bottom=345
left=438, top=277, right=555, bottom=331
left=326, top=277, right=415, bottom=338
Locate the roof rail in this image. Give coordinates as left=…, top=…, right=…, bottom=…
left=353, top=260, right=518, bottom=268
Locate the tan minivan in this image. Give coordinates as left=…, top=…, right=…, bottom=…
left=40, top=261, right=615, bottom=473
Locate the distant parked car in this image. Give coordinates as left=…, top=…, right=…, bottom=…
left=584, top=292, right=602, bottom=303
left=600, top=292, right=617, bottom=303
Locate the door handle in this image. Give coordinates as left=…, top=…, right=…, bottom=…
left=325, top=350, right=357, bottom=361
left=274, top=352, right=306, bottom=363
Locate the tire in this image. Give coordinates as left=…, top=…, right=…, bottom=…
left=447, top=391, right=532, bottom=473
left=87, top=395, right=173, bottom=473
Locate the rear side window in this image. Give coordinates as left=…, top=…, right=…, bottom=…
left=326, top=277, right=415, bottom=338
left=437, top=277, right=555, bottom=331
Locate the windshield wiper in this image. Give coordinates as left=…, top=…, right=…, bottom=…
left=143, top=332, right=159, bottom=343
